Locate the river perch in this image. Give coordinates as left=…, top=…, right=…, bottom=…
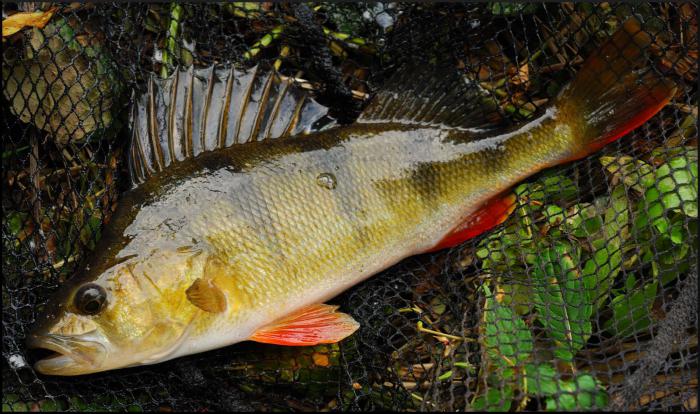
left=28, top=18, right=676, bottom=375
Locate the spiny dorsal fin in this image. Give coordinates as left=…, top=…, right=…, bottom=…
left=128, top=65, right=336, bottom=187
left=357, top=64, right=502, bottom=131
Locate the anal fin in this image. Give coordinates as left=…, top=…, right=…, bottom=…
left=250, top=304, right=359, bottom=346
left=427, top=192, right=517, bottom=253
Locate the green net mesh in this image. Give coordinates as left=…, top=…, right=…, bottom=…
left=2, top=2, right=697, bottom=411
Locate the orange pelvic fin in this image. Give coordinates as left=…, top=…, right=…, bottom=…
left=427, top=193, right=517, bottom=253
left=250, top=304, right=360, bottom=346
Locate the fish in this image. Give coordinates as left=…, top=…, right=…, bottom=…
left=27, top=18, right=676, bottom=375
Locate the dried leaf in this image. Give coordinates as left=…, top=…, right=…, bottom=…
left=2, top=7, right=57, bottom=38
left=2, top=16, right=123, bottom=145
left=512, top=62, right=529, bottom=85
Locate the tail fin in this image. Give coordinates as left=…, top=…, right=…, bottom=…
left=558, top=18, right=677, bottom=156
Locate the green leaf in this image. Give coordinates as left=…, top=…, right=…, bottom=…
left=515, top=173, right=577, bottom=204
left=581, top=185, right=628, bottom=309
left=600, top=155, right=655, bottom=193
left=472, top=387, right=513, bottom=411
left=564, top=203, right=604, bottom=238
left=604, top=185, right=630, bottom=240
left=652, top=218, right=694, bottom=286
left=79, top=214, right=103, bottom=250
left=325, top=4, right=368, bottom=35
left=533, top=242, right=592, bottom=361
left=482, top=285, right=534, bottom=366
left=541, top=175, right=578, bottom=201
left=524, top=363, right=558, bottom=396
left=476, top=247, right=490, bottom=260
left=649, top=150, right=698, bottom=218
left=657, top=254, right=691, bottom=286
left=4, top=212, right=26, bottom=236
left=641, top=192, right=670, bottom=233
left=577, top=216, right=604, bottom=238
left=497, top=281, right=534, bottom=316
left=545, top=205, right=565, bottom=226
left=527, top=365, right=608, bottom=411
left=490, top=2, right=539, bottom=15
left=546, top=374, right=607, bottom=411
left=603, top=281, right=658, bottom=338
left=581, top=238, right=622, bottom=309
left=668, top=216, right=686, bottom=245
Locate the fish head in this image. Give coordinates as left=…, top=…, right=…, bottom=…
left=27, top=249, right=201, bottom=376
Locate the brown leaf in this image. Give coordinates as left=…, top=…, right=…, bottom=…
left=312, top=352, right=330, bottom=367
left=511, top=62, right=529, bottom=85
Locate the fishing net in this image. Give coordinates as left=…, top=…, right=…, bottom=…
left=2, top=2, right=697, bottom=411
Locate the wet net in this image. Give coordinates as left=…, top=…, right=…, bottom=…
left=2, top=2, right=697, bottom=411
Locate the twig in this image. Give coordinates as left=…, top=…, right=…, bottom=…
left=417, top=321, right=475, bottom=343
left=29, top=131, right=42, bottom=257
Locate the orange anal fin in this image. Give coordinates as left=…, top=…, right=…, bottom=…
left=250, top=304, right=360, bottom=346
left=427, top=193, right=517, bottom=253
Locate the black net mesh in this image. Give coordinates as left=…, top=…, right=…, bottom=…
left=2, top=2, right=697, bottom=411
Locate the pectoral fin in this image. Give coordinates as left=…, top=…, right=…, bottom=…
left=186, top=278, right=227, bottom=313
left=250, top=304, right=359, bottom=346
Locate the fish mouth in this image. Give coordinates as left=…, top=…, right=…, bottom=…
left=27, top=332, right=107, bottom=376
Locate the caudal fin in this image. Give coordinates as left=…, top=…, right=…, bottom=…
left=559, top=17, right=677, bottom=156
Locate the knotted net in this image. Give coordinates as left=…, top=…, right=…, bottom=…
left=2, top=2, right=697, bottom=411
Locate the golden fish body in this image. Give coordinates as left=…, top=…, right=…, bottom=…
left=28, top=117, right=576, bottom=374
left=27, top=18, right=675, bottom=375
left=112, top=118, right=574, bottom=356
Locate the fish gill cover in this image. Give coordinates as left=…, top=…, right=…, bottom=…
left=1, top=2, right=697, bottom=411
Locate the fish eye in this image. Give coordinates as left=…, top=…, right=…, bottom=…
left=74, top=284, right=107, bottom=315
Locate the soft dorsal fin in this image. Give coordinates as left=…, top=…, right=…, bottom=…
left=128, top=65, right=336, bottom=187
left=357, top=64, right=502, bottom=130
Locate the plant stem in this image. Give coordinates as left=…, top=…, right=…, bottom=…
left=417, top=321, right=475, bottom=342
left=161, top=3, right=184, bottom=78
left=244, top=25, right=284, bottom=60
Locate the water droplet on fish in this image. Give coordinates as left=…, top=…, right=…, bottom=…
left=316, top=173, right=337, bottom=190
